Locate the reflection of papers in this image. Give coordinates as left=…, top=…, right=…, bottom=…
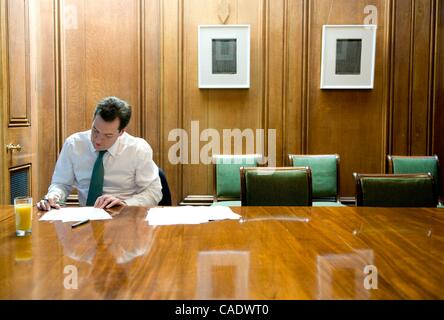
left=39, top=207, right=112, bottom=222
left=146, top=206, right=241, bottom=226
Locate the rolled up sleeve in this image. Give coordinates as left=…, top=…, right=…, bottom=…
left=123, top=143, right=162, bottom=206
left=47, top=139, right=75, bottom=201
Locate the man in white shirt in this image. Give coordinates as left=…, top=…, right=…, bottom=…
left=37, top=96, right=162, bottom=210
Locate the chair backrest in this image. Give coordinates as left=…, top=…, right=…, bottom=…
left=353, top=173, right=437, bottom=207
left=158, top=168, right=172, bottom=206
left=212, top=154, right=264, bottom=201
left=387, top=155, right=440, bottom=192
left=240, top=167, right=312, bottom=206
left=288, top=154, right=340, bottom=201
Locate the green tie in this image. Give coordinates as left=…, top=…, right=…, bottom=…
left=86, top=150, right=107, bottom=206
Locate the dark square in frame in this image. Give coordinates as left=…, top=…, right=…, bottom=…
left=335, top=39, right=362, bottom=75
left=212, top=39, right=237, bottom=74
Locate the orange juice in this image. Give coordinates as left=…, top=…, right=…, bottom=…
left=15, top=236, right=32, bottom=261
left=15, top=204, right=32, bottom=232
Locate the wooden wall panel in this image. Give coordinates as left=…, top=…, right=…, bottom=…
left=433, top=0, right=444, bottom=193
left=410, top=0, right=433, bottom=155
left=60, top=0, right=141, bottom=140
left=307, top=0, right=388, bottom=196
left=391, top=0, right=412, bottom=155
left=161, top=0, right=182, bottom=204
left=4, top=0, right=442, bottom=204
left=390, top=0, right=436, bottom=157
left=266, top=0, right=285, bottom=166
left=144, top=0, right=161, bottom=164
left=180, top=0, right=265, bottom=197
left=2, top=0, right=35, bottom=202
left=391, top=0, right=434, bottom=156
left=60, top=0, right=86, bottom=142
left=284, top=0, right=305, bottom=160
left=7, top=0, right=30, bottom=126
left=31, top=0, right=58, bottom=200
left=0, top=0, right=5, bottom=203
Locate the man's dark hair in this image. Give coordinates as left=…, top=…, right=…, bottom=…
left=94, top=96, right=132, bottom=131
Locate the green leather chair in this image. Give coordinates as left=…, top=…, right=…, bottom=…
left=211, top=154, right=264, bottom=207
left=240, top=167, right=312, bottom=206
left=353, top=173, right=438, bottom=207
left=288, top=154, right=344, bottom=206
left=387, top=155, right=441, bottom=204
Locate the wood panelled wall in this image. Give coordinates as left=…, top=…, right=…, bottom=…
left=2, top=0, right=443, bottom=205
left=434, top=0, right=444, bottom=191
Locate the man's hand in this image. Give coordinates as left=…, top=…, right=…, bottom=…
left=37, top=195, right=61, bottom=211
left=94, top=195, right=126, bottom=209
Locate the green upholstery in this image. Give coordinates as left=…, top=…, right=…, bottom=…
left=359, top=176, right=436, bottom=207
left=215, top=155, right=261, bottom=198
left=243, top=169, right=311, bottom=206
left=391, top=157, right=439, bottom=189
left=211, top=201, right=241, bottom=207
left=290, top=155, right=338, bottom=199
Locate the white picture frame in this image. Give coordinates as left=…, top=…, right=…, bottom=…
left=198, top=25, right=250, bottom=89
left=320, top=25, right=377, bottom=89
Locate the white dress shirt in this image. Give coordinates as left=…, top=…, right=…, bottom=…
left=46, top=130, right=162, bottom=206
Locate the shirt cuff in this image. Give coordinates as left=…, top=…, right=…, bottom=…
left=46, top=191, right=64, bottom=201
left=122, top=198, right=139, bottom=207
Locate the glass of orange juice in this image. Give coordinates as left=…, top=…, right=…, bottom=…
left=14, top=196, right=33, bottom=236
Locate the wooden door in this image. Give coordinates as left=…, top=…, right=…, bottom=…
left=1, top=0, right=36, bottom=206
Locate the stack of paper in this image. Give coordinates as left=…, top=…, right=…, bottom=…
left=39, top=207, right=112, bottom=222
left=146, top=206, right=241, bottom=226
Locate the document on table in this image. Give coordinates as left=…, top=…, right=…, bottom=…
left=39, top=207, right=112, bottom=222
left=146, top=206, right=241, bottom=226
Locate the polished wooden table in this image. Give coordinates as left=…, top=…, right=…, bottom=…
left=0, top=205, right=443, bottom=299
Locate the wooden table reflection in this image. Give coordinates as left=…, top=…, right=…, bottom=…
left=0, top=205, right=443, bottom=299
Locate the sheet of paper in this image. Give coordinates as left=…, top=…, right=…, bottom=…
left=146, top=206, right=241, bottom=226
left=39, top=207, right=112, bottom=222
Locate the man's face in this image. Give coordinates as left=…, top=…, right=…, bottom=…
left=91, top=115, right=124, bottom=151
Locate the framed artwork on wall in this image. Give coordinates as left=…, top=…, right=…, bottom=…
left=198, top=25, right=250, bottom=89
left=320, top=25, right=377, bottom=89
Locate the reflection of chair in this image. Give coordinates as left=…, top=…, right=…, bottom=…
left=288, top=154, right=343, bottom=206
left=387, top=155, right=440, bottom=204
left=158, top=168, right=172, bottom=206
left=317, top=249, right=374, bottom=300
left=240, top=167, right=312, bottom=206
left=197, top=251, right=250, bottom=299
left=353, top=173, right=438, bottom=207
left=212, top=154, right=263, bottom=207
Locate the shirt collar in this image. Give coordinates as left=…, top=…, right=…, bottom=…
left=106, top=134, right=121, bottom=157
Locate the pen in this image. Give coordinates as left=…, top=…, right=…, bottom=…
left=71, top=219, right=90, bottom=228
